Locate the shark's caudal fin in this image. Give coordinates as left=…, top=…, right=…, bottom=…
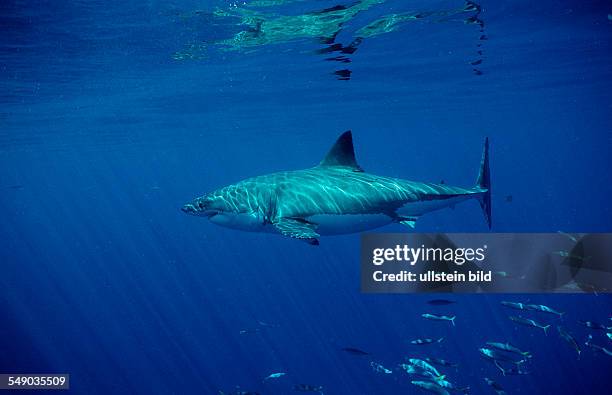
left=318, top=130, right=364, bottom=172
left=475, top=137, right=492, bottom=229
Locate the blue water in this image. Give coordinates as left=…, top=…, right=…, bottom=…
left=1, top=0, right=611, bottom=394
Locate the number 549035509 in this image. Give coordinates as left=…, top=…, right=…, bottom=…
left=2, top=374, right=68, bottom=389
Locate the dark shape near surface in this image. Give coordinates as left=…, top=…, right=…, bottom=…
left=316, top=43, right=343, bottom=54
left=465, top=16, right=484, bottom=27
left=319, top=31, right=339, bottom=45
left=340, top=37, right=362, bottom=54
left=341, top=347, right=369, bottom=355
left=334, top=69, right=352, bottom=80
left=464, top=1, right=482, bottom=12
left=312, top=5, right=349, bottom=15
left=317, top=38, right=361, bottom=59
left=325, top=55, right=351, bottom=63
left=427, top=299, right=456, bottom=305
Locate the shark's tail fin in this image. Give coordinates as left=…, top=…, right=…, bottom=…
left=475, top=137, right=491, bottom=229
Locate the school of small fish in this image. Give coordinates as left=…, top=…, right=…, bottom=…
left=222, top=299, right=610, bottom=394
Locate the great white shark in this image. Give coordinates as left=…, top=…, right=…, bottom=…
left=182, top=131, right=491, bottom=244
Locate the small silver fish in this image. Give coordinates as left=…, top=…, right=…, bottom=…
left=557, top=231, right=578, bottom=243
left=484, top=377, right=506, bottom=395
left=407, top=358, right=443, bottom=378
left=585, top=335, right=612, bottom=357
left=263, top=372, right=286, bottom=381
left=580, top=321, right=612, bottom=331
left=479, top=348, right=527, bottom=365
left=424, top=357, right=459, bottom=368
left=501, top=301, right=528, bottom=310
left=399, top=364, right=442, bottom=381
left=494, top=360, right=530, bottom=376
left=525, top=304, right=564, bottom=317
left=411, top=380, right=450, bottom=395
left=509, top=315, right=551, bottom=335
left=553, top=250, right=590, bottom=261
left=370, top=361, right=392, bottom=374
left=437, top=378, right=469, bottom=393
left=486, top=342, right=531, bottom=357
left=422, top=313, right=456, bottom=326
left=557, top=326, right=580, bottom=358
left=410, top=337, right=444, bottom=345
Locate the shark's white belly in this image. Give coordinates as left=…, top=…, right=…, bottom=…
left=207, top=195, right=472, bottom=236
left=209, top=212, right=271, bottom=232
left=396, top=195, right=471, bottom=216
left=306, top=213, right=392, bottom=235
left=210, top=211, right=392, bottom=236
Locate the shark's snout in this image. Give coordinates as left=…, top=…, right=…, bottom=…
left=181, top=204, right=197, bottom=214
left=181, top=202, right=218, bottom=218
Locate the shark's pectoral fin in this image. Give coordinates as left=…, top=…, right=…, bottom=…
left=397, top=216, right=419, bottom=229
left=274, top=218, right=320, bottom=245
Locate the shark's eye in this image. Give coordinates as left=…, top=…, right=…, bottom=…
left=198, top=202, right=204, bottom=208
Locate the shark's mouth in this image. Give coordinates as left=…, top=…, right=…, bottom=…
left=204, top=211, right=218, bottom=219
left=181, top=204, right=218, bottom=218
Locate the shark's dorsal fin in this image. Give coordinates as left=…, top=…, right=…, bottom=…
left=319, top=130, right=363, bottom=172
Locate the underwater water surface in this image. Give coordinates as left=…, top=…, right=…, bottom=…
left=1, top=0, right=611, bottom=394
